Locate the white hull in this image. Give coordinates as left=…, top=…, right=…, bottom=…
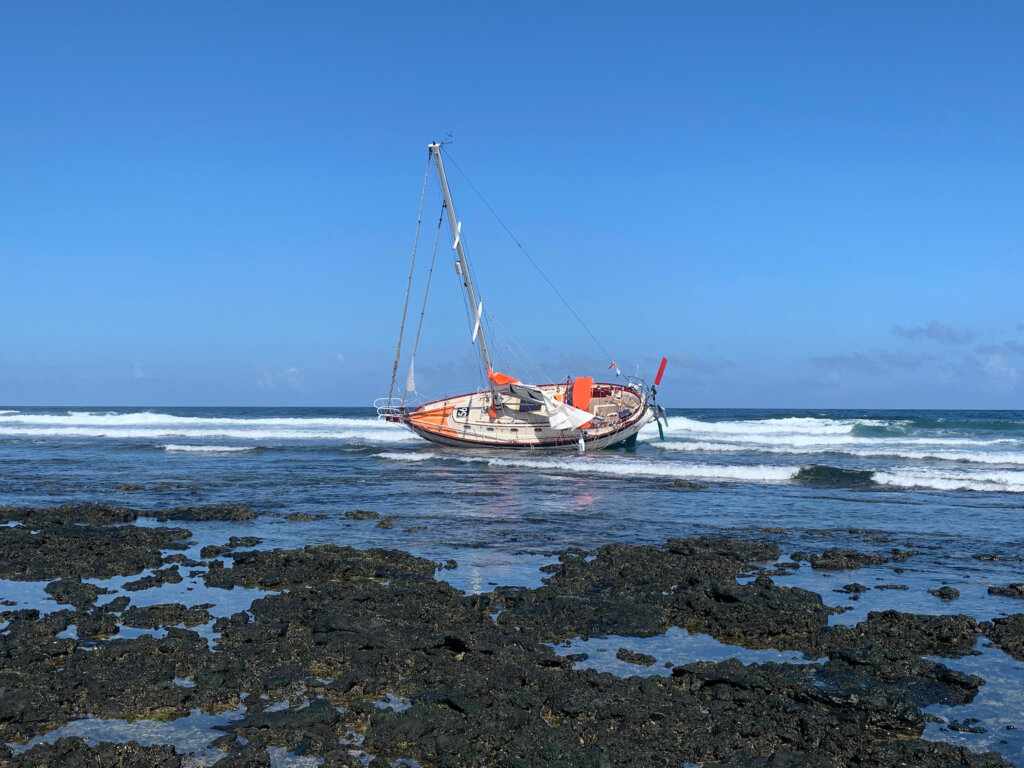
left=385, top=381, right=652, bottom=451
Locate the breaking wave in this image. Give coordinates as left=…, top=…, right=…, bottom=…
left=0, top=410, right=414, bottom=444
left=873, top=467, right=1024, bottom=494
left=377, top=451, right=799, bottom=483
left=159, top=444, right=258, bottom=453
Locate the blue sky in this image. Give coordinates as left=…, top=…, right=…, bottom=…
left=2, top=2, right=1021, bottom=408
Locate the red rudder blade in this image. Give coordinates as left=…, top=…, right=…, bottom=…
left=654, top=357, right=668, bottom=386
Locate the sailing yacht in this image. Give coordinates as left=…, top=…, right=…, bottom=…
left=376, top=142, right=666, bottom=450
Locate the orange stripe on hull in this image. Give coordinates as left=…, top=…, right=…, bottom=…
left=406, top=406, right=458, bottom=439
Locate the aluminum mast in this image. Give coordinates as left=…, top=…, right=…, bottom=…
left=428, top=142, right=495, bottom=381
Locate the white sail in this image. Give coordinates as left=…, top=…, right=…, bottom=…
left=405, top=359, right=416, bottom=393
left=471, top=301, right=483, bottom=344
left=540, top=391, right=593, bottom=431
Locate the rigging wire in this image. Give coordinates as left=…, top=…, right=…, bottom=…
left=403, top=207, right=445, bottom=407
left=442, top=148, right=617, bottom=366
left=388, top=155, right=432, bottom=403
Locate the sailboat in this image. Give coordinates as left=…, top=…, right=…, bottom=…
left=376, top=142, right=667, bottom=450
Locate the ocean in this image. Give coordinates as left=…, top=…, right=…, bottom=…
left=2, top=406, right=1023, bottom=763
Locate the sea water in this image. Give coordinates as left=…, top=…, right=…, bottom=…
left=1, top=406, right=1023, bottom=763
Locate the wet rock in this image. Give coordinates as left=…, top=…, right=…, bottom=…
left=123, top=565, right=183, bottom=591
left=616, top=647, right=656, bottom=666
left=151, top=504, right=256, bottom=522
left=824, top=611, right=981, bottom=660
left=375, top=516, right=395, bottom=529
left=874, top=584, right=909, bottom=590
left=0, top=502, right=138, bottom=526
left=981, top=614, right=1024, bottom=660
left=44, top=577, right=110, bottom=610
left=988, top=583, right=1024, bottom=598
left=930, top=586, right=961, bottom=600
left=113, top=482, right=145, bottom=491
left=203, top=544, right=436, bottom=590
left=8, top=737, right=183, bottom=767
left=120, top=603, right=213, bottom=628
left=0, top=534, right=1014, bottom=767
left=345, top=509, right=380, bottom=520
left=209, top=743, right=272, bottom=767
left=948, top=718, right=987, bottom=733
left=284, top=512, right=327, bottom=522
left=227, top=536, right=262, bottom=548
left=0, top=524, right=190, bottom=580
left=836, top=583, right=869, bottom=594
left=668, top=479, right=709, bottom=490
left=809, top=548, right=887, bottom=570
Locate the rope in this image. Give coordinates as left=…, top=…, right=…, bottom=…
left=442, top=148, right=616, bottom=365
left=403, top=207, right=445, bottom=406
left=388, top=155, right=432, bottom=403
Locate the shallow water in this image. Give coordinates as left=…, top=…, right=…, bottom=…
left=2, top=406, right=1023, bottom=764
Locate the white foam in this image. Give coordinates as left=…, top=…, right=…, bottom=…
left=159, top=444, right=257, bottom=453
left=873, top=467, right=1024, bottom=493
left=0, top=410, right=416, bottom=444
left=377, top=451, right=439, bottom=462
left=378, top=451, right=798, bottom=483
left=646, top=416, right=888, bottom=438
left=658, top=441, right=1024, bottom=466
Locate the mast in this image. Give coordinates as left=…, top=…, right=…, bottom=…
left=429, top=142, right=495, bottom=380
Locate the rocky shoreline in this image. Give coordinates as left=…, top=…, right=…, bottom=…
left=1, top=503, right=1021, bottom=767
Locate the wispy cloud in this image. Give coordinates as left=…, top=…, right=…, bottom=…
left=809, top=350, right=931, bottom=376
left=976, top=340, right=1024, bottom=357
left=669, top=353, right=734, bottom=374
left=984, top=355, right=1018, bottom=389
left=256, top=367, right=305, bottom=391
left=892, top=321, right=975, bottom=345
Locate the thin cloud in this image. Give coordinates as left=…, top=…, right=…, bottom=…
left=809, top=350, right=931, bottom=376
left=976, top=340, right=1024, bottom=357
left=256, top=367, right=305, bottom=391
left=670, top=352, right=735, bottom=374
left=892, top=321, right=975, bottom=345
left=984, top=355, right=1018, bottom=388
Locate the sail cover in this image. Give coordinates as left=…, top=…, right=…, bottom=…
left=540, top=390, right=593, bottom=431
left=500, top=381, right=593, bottom=431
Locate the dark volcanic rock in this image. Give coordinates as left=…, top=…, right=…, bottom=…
left=344, top=509, right=380, bottom=520
left=203, top=544, right=436, bottom=590
left=0, top=533, right=1013, bottom=767
left=982, top=614, right=1024, bottom=660
left=44, top=578, right=110, bottom=610
left=0, top=524, right=190, bottom=581
left=151, top=504, right=256, bottom=521
left=809, top=547, right=887, bottom=570
left=930, top=586, right=961, bottom=600
left=0, top=502, right=256, bottom=527
left=120, top=603, right=213, bottom=629
left=285, top=512, right=328, bottom=522
left=0, top=502, right=138, bottom=526
left=123, top=565, right=183, bottom=591
left=8, top=737, right=183, bottom=767
left=616, top=647, right=656, bottom=666
left=836, top=583, right=869, bottom=594
left=988, top=582, right=1024, bottom=598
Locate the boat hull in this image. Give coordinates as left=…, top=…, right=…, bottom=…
left=387, top=381, right=652, bottom=451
